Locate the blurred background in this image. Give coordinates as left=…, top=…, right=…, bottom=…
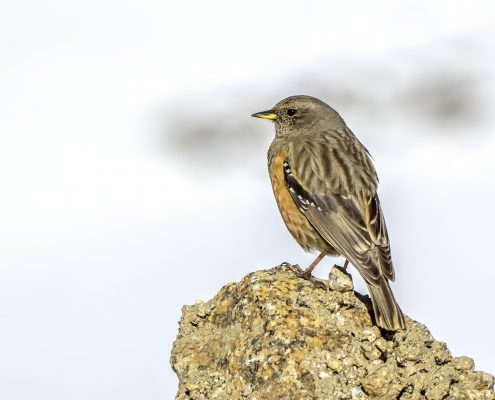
left=1, top=0, right=494, bottom=398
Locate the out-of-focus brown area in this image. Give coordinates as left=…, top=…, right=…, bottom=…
left=160, top=39, right=488, bottom=172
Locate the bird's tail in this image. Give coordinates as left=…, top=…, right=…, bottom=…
left=367, top=279, right=406, bottom=331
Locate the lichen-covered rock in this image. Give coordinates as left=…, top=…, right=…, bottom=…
left=170, top=264, right=495, bottom=400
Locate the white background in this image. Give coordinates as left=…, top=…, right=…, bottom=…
left=1, top=1, right=494, bottom=398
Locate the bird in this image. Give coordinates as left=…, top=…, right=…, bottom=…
left=252, top=95, right=406, bottom=331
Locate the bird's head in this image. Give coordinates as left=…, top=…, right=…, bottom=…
left=252, top=95, right=346, bottom=137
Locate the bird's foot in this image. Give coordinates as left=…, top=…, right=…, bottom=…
left=307, top=276, right=328, bottom=290
left=301, top=268, right=313, bottom=279
left=296, top=269, right=328, bottom=290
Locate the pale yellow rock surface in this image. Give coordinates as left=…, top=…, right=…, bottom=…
left=170, top=265, right=494, bottom=399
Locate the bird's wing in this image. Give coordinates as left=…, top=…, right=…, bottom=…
left=285, top=134, right=395, bottom=285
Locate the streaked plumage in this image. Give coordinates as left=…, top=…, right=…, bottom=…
left=254, top=95, right=406, bottom=331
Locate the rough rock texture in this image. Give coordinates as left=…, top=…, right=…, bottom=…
left=170, top=264, right=494, bottom=399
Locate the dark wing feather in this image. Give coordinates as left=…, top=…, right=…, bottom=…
left=284, top=135, right=395, bottom=285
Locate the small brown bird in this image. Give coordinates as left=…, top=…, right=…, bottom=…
left=252, top=95, right=406, bottom=331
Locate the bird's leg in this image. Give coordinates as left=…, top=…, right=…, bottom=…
left=342, top=259, right=349, bottom=270
left=302, top=252, right=326, bottom=277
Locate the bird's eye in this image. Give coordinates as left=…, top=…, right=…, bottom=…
left=287, top=108, right=297, bottom=116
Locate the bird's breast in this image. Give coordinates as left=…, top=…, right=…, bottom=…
left=268, top=148, right=332, bottom=253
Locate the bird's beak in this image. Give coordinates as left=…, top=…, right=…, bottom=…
left=251, top=110, right=278, bottom=120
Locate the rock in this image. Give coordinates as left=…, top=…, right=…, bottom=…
left=170, top=264, right=495, bottom=399
left=327, top=265, right=354, bottom=292
left=453, top=356, right=475, bottom=371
